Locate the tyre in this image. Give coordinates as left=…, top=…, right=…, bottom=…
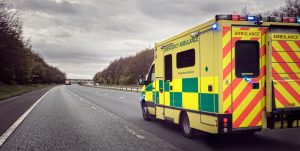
left=180, top=113, right=196, bottom=138
left=142, top=103, right=151, bottom=121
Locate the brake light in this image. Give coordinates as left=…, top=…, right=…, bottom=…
left=223, top=117, right=228, bottom=123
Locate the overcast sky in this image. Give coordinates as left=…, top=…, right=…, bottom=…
left=7, top=0, right=284, bottom=79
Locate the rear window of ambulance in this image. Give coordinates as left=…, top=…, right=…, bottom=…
left=235, top=40, right=260, bottom=78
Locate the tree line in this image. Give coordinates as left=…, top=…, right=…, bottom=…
left=263, top=0, right=300, bottom=17
left=93, top=48, right=154, bottom=85
left=0, top=2, right=65, bottom=85
left=93, top=0, right=299, bottom=86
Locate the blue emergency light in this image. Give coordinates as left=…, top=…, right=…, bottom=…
left=297, top=17, right=300, bottom=23
left=247, top=16, right=257, bottom=21
left=211, top=23, right=219, bottom=30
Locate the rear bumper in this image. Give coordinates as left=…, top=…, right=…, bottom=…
left=217, top=114, right=262, bottom=134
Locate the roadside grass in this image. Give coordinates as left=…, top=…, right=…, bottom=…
left=0, top=84, right=55, bottom=101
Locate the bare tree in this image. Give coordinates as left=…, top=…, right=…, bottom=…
left=0, top=1, right=66, bottom=85
left=264, top=0, right=300, bottom=17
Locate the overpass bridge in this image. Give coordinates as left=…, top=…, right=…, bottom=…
left=67, top=79, right=94, bottom=85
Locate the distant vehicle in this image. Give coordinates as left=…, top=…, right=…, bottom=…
left=138, top=14, right=300, bottom=137
left=65, top=80, right=71, bottom=85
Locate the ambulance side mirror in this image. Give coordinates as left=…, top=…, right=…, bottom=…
left=138, top=75, right=147, bottom=85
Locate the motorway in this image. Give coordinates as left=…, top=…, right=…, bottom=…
left=0, top=85, right=300, bottom=150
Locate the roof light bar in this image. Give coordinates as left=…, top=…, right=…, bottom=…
left=215, top=14, right=299, bottom=23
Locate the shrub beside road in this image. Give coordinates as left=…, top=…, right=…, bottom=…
left=0, top=84, right=55, bottom=101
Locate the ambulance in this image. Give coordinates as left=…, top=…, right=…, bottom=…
left=138, top=14, right=300, bottom=137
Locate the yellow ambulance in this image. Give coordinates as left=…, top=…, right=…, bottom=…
left=138, top=14, right=300, bottom=137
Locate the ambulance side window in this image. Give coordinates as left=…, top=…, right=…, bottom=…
left=235, top=40, right=260, bottom=78
left=147, top=65, right=155, bottom=82
left=164, top=55, right=172, bottom=81
left=176, top=49, right=195, bottom=68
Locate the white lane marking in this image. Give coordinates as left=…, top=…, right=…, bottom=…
left=0, top=87, right=55, bottom=147
left=125, top=126, right=145, bottom=139
left=91, top=105, right=97, bottom=110
left=119, top=97, right=124, bottom=99
left=67, top=88, right=99, bottom=109
left=105, top=94, right=108, bottom=96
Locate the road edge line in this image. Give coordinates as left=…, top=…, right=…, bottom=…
left=0, top=87, right=55, bottom=147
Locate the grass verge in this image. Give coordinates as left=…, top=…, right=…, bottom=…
left=0, top=84, right=55, bottom=101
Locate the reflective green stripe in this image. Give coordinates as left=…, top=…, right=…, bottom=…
left=155, top=91, right=159, bottom=104
left=164, top=82, right=170, bottom=92
left=199, top=93, right=218, bottom=113
left=172, top=92, right=182, bottom=108
left=182, top=78, right=198, bottom=92
left=159, top=80, right=163, bottom=90
left=145, top=83, right=153, bottom=91
left=214, top=95, right=219, bottom=113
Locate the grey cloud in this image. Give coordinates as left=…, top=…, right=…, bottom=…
left=10, top=0, right=82, bottom=15
left=54, top=30, right=72, bottom=38
left=7, top=0, right=285, bottom=79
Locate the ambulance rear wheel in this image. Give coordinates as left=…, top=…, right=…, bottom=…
left=142, top=103, right=151, bottom=121
left=180, top=113, right=195, bottom=138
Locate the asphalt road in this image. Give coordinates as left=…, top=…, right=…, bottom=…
left=0, top=87, right=53, bottom=136
left=1, top=85, right=300, bottom=151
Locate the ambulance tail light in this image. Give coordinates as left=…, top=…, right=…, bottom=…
left=223, top=117, right=228, bottom=133
left=223, top=118, right=228, bottom=123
